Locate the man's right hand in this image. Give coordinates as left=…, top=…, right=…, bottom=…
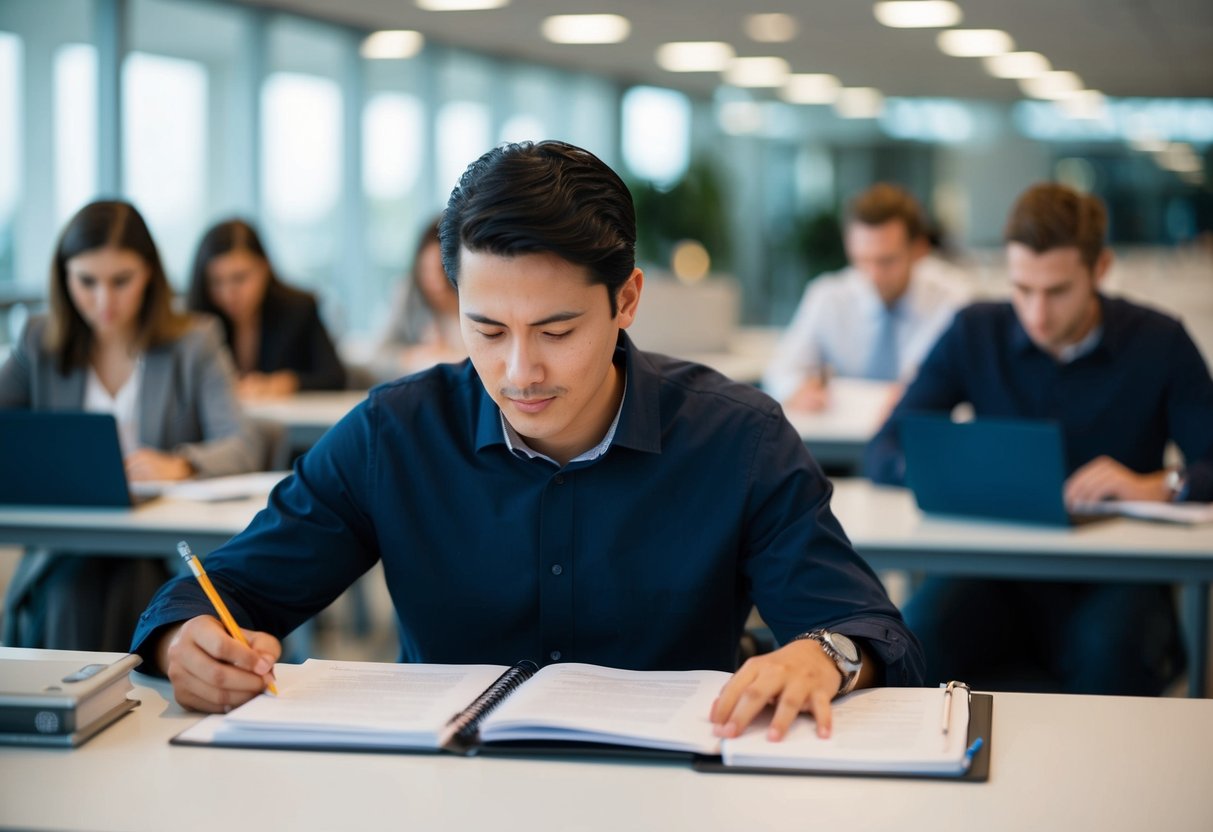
left=157, top=615, right=281, bottom=713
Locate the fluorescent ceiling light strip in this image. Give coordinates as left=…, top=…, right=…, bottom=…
left=937, top=29, right=1014, bottom=57
left=656, top=41, right=735, bottom=72
left=874, top=1, right=962, bottom=28
left=745, top=13, right=798, bottom=43
left=984, top=51, right=1050, bottom=79
left=361, top=30, right=425, bottom=59
left=416, top=0, right=508, bottom=11
left=541, top=14, right=631, bottom=44
left=723, top=56, right=790, bottom=88
left=780, top=73, right=841, bottom=104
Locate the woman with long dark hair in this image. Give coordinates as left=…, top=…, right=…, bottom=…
left=188, top=219, right=346, bottom=396
left=0, top=200, right=263, bottom=649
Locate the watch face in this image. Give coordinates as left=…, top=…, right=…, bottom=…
left=828, top=632, right=860, bottom=664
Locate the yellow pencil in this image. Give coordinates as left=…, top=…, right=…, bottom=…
left=176, top=540, right=279, bottom=696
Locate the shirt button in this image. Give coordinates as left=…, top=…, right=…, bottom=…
left=554, top=474, right=565, bottom=485
left=550, top=650, right=562, bottom=661
left=551, top=564, right=563, bottom=575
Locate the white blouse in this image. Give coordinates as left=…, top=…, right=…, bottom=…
left=83, top=356, right=144, bottom=458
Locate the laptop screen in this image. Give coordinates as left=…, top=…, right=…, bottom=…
left=0, top=411, right=134, bottom=507
left=898, top=413, right=1073, bottom=526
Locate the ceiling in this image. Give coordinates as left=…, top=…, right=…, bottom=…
left=228, top=0, right=1213, bottom=101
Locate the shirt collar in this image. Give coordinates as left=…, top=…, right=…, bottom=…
left=473, top=330, right=662, bottom=458
left=1010, top=293, right=1118, bottom=361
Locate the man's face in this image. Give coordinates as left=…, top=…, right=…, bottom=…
left=1007, top=242, right=1105, bottom=355
left=458, top=248, right=641, bottom=465
left=845, top=219, right=925, bottom=305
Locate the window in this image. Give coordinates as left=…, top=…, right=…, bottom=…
left=622, top=86, right=690, bottom=187
left=54, top=43, right=98, bottom=226
left=436, top=100, right=491, bottom=202
left=122, top=51, right=208, bottom=281
left=0, top=32, right=21, bottom=287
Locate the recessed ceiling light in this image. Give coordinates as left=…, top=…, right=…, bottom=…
left=415, top=0, right=508, bottom=11
left=541, top=14, right=631, bottom=44
left=835, top=87, right=885, bottom=118
left=780, top=73, right=841, bottom=105
left=656, top=42, right=736, bottom=73
left=361, top=30, right=425, bottom=60
left=723, top=56, right=791, bottom=87
left=1018, top=71, right=1083, bottom=99
left=745, top=13, right=799, bottom=43
left=874, top=1, right=962, bottom=28
left=937, top=29, right=1014, bottom=57
left=983, top=51, right=1051, bottom=79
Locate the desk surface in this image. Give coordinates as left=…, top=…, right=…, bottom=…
left=831, top=478, right=1213, bottom=565
left=0, top=495, right=264, bottom=555
left=1, top=650, right=1210, bottom=832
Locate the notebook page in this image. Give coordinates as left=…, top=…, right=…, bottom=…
left=214, top=660, right=509, bottom=747
left=478, top=663, right=729, bottom=754
left=722, top=687, right=971, bottom=774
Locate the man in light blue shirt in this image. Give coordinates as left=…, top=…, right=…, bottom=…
left=764, top=184, right=971, bottom=410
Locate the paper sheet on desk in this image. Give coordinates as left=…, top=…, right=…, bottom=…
left=1075, top=500, right=1213, bottom=525
left=132, top=471, right=290, bottom=503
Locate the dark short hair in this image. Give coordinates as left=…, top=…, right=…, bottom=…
left=845, top=183, right=928, bottom=242
left=440, top=141, right=637, bottom=317
left=47, top=200, right=187, bottom=374
left=186, top=218, right=282, bottom=319
left=1004, top=182, right=1107, bottom=271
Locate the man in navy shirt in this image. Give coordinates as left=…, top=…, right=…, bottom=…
left=135, top=141, right=921, bottom=741
left=866, top=182, right=1213, bottom=695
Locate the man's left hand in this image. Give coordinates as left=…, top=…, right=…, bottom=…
left=1064, top=456, right=1169, bottom=506
left=710, top=639, right=842, bottom=742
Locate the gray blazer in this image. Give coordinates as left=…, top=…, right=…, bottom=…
left=0, top=314, right=263, bottom=475
left=0, top=314, right=265, bottom=646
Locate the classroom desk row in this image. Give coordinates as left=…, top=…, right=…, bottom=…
left=2, top=479, right=1210, bottom=696
left=243, top=377, right=892, bottom=467
left=0, top=646, right=1210, bottom=832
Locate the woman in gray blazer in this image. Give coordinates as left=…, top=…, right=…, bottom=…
left=0, top=200, right=264, bottom=650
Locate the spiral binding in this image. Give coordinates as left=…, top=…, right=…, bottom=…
left=449, top=660, right=539, bottom=742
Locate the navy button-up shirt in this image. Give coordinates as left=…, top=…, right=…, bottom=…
left=865, top=296, right=1213, bottom=501
left=134, top=333, right=922, bottom=682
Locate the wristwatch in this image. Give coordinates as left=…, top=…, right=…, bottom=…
left=1165, top=468, right=1187, bottom=502
left=794, top=629, right=862, bottom=696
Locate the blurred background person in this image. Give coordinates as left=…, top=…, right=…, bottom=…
left=188, top=218, right=346, bottom=398
left=372, top=217, right=464, bottom=381
left=764, top=184, right=971, bottom=412
left=0, top=200, right=263, bottom=651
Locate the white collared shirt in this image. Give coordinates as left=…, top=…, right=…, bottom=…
left=500, top=383, right=626, bottom=468
left=763, top=256, right=972, bottom=402
left=83, top=357, right=144, bottom=458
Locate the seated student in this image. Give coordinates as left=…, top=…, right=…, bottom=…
left=764, top=184, right=970, bottom=411
left=372, top=217, right=466, bottom=381
left=865, top=182, right=1213, bottom=696
left=134, top=141, right=923, bottom=742
left=0, top=200, right=263, bottom=651
left=187, top=219, right=346, bottom=397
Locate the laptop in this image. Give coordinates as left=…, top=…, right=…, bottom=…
left=0, top=411, right=150, bottom=508
left=898, top=413, right=1101, bottom=527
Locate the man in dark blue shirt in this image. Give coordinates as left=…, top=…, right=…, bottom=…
left=865, top=182, right=1213, bottom=695
left=135, top=141, right=921, bottom=741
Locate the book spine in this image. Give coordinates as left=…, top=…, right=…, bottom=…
left=0, top=706, right=78, bottom=734
left=448, top=660, right=539, bottom=744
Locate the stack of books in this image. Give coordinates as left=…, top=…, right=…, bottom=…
left=0, top=651, right=142, bottom=747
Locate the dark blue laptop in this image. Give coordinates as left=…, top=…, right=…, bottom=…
left=898, top=413, right=1097, bottom=527
left=0, top=411, right=140, bottom=507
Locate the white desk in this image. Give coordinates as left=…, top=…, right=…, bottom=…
left=785, top=378, right=895, bottom=470
left=1, top=651, right=1210, bottom=832
left=0, top=496, right=264, bottom=556
left=243, top=390, right=368, bottom=449
left=831, top=479, right=1213, bottom=697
